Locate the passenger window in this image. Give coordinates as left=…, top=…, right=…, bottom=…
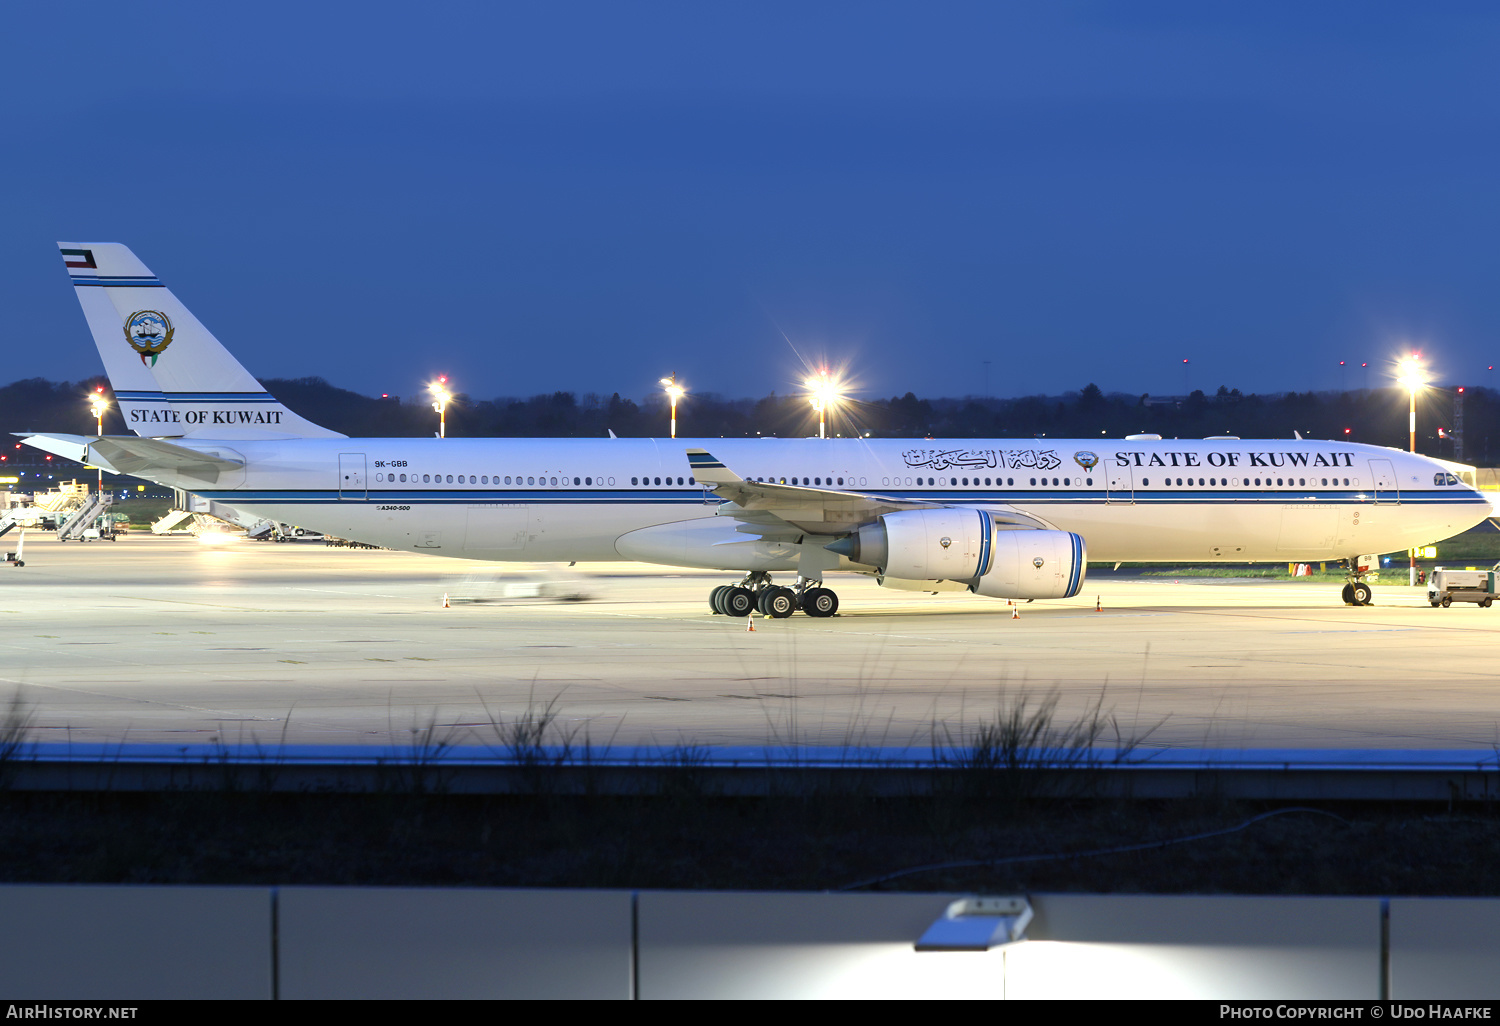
left=423, top=474, right=430, bottom=483
left=689, top=477, right=695, bottom=485
left=1030, top=478, right=1036, bottom=486
left=399, top=474, right=406, bottom=482
left=1086, top=478, right=1092, bottom=486
left=1142, top=478, right=1149, bottom=485
left=1007, top=478, right=1013, bottom=485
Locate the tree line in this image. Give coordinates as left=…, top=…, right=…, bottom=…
left=1, top=375, right=1491, bottom=466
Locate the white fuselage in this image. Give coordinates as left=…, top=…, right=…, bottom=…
left=153, top=435, right=1487, bottom=569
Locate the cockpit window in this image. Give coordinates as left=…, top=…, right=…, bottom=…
left=1435, top=472, right=1461, bottom=486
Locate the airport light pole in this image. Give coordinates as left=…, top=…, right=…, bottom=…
left=88, top=387, right=110, bottom=492
left=1397, top=354, right=1425, bottom=454
left=429, top=376, right=452, bottom=439
left=659, top=375, right=685, bottom=439
left=806, top=372, right=843, bottom=439
left=1397, top=353, right=1426, bottom=587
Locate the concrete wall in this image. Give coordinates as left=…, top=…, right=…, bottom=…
left=277, top=887, right=632, bottom=999
left=0, top=884, right=1497, bottom=998
left=0, top=886, right=272, bottom=999
left=1390, top=898, right=1500, bottom=999
left=1011, top=894, right=1380, bottom=999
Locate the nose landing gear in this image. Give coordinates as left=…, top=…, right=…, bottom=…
left=1341, top=576, right=1373, bottom=607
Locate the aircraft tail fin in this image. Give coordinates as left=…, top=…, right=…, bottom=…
left=57, top=243, right=344, bottom=439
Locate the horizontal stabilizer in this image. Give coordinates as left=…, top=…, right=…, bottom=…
left=21, top=433, right=244, bottom=485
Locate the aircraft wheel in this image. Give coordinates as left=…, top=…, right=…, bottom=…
left=710, top=585, right=729, bottom=614
left=1441, top=595, right=1452, bottom=608
left=1352, top=582, right=1373, bottom=606
left=759, top=586, right=798, bottom=618
left=1341, top=583, right=1355, bottom=605
left=723, top=587, right=755, bottom=617
left=802, top=587, right=839, bottom=617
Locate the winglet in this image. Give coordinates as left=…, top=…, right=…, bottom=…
left=686, top=448, right=742, bottom=485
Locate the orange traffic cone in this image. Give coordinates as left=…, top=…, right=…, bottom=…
left=1011, top=605, right=1020, bottom=620
left=1095, top=595, right=1102, bottom=612
left=746, top=612, right=756, bottom=632
left=442, top=592, right=450, bottom=609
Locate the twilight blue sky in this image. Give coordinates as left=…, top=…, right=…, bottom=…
left=4, top=2, right=1499, bottom=404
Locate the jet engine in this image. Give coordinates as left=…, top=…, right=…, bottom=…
left=827, top=509, right=1086, bottom=600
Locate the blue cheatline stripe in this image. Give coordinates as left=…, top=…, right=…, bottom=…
left=1066, top=532, right=1084, bottom=598
left=188, top=487, right=1491, bottom=510
left=70, top=277, right=163, bottom=288
left=164, top=393, right=280, bottom=403
left=976, top=509, right=993, bottom=578
left=114, top=393, right=280, bottom=403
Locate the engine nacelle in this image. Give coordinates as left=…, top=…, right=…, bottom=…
left=971, top=526, right=1086, bottom=601
left=830, top=509, right=1086, bottom=600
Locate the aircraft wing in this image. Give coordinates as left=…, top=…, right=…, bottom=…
left=20, top=433, right=244, bottom=484
left=685, top=447, right=1053, bottom=539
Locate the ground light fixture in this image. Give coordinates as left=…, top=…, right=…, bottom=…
left=87, top=387, right=110, bottom=490
left=660, top=374, right=685, bottom=439
left=429, top=376, right=452, bottom=439
left=806, top=372, right=844, bottom=439
left=1395, top=353, right=1427, bottom=586
left=915, top=896, right=1033, bottom=952
left=1396, top=353, right=1426, bottom=454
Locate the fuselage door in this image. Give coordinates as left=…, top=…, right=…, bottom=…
left=1368, top=458, right=1399, bottom=504
left=339, top=453, right=367, bottom=500
left=1106, top=458, right=1134, bottom=504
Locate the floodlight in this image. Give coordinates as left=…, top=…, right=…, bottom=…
left=660, top=374, right=686, bottom=438
left=428, top=377, right=453, bottom=438
left=805, top=372, right=845, bottom=439
left=915, top=896, right=1033, bottom=952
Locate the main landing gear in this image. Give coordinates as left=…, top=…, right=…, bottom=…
left=709, top=573, right=840, bottom=619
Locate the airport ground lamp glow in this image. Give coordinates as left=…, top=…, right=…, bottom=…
left=806, top=373, right=843, bottom=439
left=87, top=387, right=110, bottom=490
left=1397, top=354, right=1425, bottom=454
left=429, top=377, right=452, bottom=439
left=660, top=375, right=685, bottom=439
left=915, top=896, right=1033, bottom=952
left=1397, top=354, right=1426, bottom=586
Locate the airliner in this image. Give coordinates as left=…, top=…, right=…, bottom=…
left=22, top=242, right=1491, bottom=616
